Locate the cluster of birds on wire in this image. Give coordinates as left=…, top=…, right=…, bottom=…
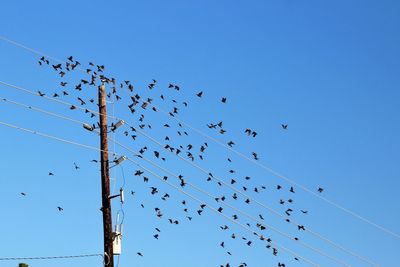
left=18, top=55, right=325, bottom=267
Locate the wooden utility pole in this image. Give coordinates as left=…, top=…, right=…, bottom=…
left=98, top=83, right=114, bottom=267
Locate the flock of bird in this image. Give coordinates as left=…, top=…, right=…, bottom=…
left=16, top=55, right=325, bottom=267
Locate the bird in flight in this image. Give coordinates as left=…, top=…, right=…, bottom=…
left=74, top=162, right=80, bottom=170
left=298, top=225, right=305, bottom=231
left=244, top=128, right=257, bottom=137
left=281, top=124, right=288, bottom=129
left=57, top=206, right=63, bottom=211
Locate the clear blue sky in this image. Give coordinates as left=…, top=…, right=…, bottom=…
left=0, top=1, right=399, bottom=267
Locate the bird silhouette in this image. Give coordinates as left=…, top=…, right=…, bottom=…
left=252, top=152, right=259, bottom=160
left=52, top=64, right=62, bottom=71
left=77, top=97, right=86, bottom=105
left=298, top=225, right=305, bottom=231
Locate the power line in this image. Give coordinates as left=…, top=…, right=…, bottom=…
left=2, top=37, right=398, bottom=242
left=0, top=80, right=108, bottom=118
left=0, top=96, right=354, bottom=265
left=0, top=253, right=103, bottom=261
left=0, top=34, right=391, bottom=266
left=0, top=35, right=63, bottom=63
left=0, top=81, right=379, bottom=266
left=0, top=120, right=320, bottom=267
left=1, top=35, right=398, bottom=241
left=0, top=35, right=87, bottom=75
left=0, top=120, right=102, bottom=152
left=0, top=96, right=89, bottom=126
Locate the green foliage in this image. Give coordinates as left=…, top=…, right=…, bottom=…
left=19, top=263, right=29, bottom=267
